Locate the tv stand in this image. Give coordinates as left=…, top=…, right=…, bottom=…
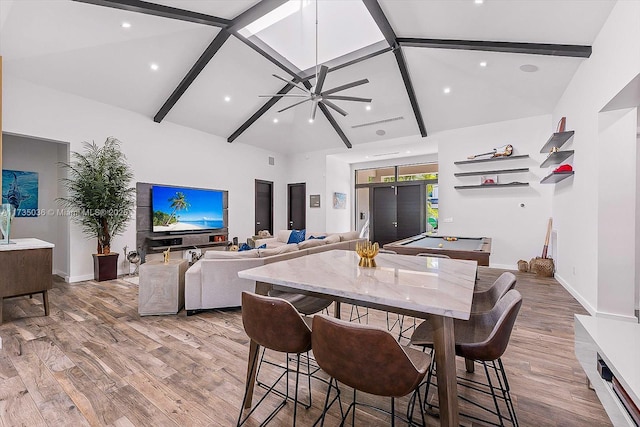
left=145, top=233, right=228, bottom=252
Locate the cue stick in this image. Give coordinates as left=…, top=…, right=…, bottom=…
left=541, top=218, right=553, bottom=259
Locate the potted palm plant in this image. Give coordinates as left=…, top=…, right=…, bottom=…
left=59, top=137, right=135, bottom=281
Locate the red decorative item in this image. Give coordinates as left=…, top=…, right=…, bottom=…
left=553, top=164, right=573, bottom=173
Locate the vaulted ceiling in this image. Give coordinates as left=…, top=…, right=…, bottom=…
left=0, top=0, right=616, bottom=158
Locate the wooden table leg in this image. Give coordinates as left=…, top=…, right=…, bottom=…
left=432, top=315, right=459, bottom=427
left=42, top=290, right=50, bottom=316
left=242, top=281, right=272, bottom=409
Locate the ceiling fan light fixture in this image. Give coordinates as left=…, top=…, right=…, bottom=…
left=366, top=105, right=372, bottom=111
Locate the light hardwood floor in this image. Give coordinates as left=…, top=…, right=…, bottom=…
left=0, top=267, right=612, bottom=426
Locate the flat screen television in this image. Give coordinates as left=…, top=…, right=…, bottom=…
left=152, top=185, right=225, bottom=233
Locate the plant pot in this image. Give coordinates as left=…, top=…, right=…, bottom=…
left=92, top=253, right=119, bottom=281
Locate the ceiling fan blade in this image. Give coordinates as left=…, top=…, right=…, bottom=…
left=311, top=100, right=319, bottom=120
left=277, top=98, right=311, bottom=113
left=313, top=65, right=329, bottom=95
left=322, top=100, right=348, bottom=117
left=324, top=95, right=372, bottom=103
left=258, top=94, right=309, bottom=98
left=272, top=74, right=309, bottom=93
left=321, top=78, right=369, bottom=96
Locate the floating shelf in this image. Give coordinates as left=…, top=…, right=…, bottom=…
left=454, top=154, right=529, bottom=165
left=540, top=150, right=574, bottom=168
left=454, top=182, right=530, bottom=190
left=540, top=171, right=574, bottom=184
left=540, top=131, right=575, bottom=153
left=454, top=168, right=529, bottom=177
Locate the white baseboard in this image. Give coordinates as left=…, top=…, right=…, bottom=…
left=488, top=263, right=518, bottom=270
left=555, top=273, right=597, bottom=316
left=67, top=273, right=94, bottom=283
left=53, top=269, right=69, bottom=282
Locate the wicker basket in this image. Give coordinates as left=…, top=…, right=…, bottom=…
left=517, top=260, right=529, bottom=272
left=535, top=258, right=555, bottom=277
left=529, top=258, right=539, bottom=274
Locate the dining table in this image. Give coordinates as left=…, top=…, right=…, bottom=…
left=237, top=249, right=477, bottom=426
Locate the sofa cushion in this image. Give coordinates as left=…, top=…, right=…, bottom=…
left=204, top=250, right=260, bottom=259
left=277, top=230, right=292, bottom=243
left=287, top=229, right=306, bottom=244
left=338, top=231, right=360, bottom=242
left=298, top=239, right=326, bottom=249
left=324, top=234, right=341, bottom=244
left=258, top=243, right=299, bottom=258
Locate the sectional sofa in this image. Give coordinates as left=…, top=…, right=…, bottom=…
left=184, top=231, right=363, bottom=313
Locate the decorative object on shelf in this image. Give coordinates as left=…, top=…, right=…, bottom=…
left=356, top=240, right=379, bottom=268
left=553, top=164, right=573, bottom=173
left=310, top=194, right=320, bottom=208
left=557, top=116, right=567, bottom=133
left=517, top=260, right=529, bottom=272
left=2, top=170, right=38, bottom=217
left=58, top=137, right=135, bottom=280
left=163, top=248, right=170, bottom=263
left=333, top=192, right=346, bottom=209
left=481, top=174, right=498, bottom=185
left=467, top=144, right=513, bottom=160
left=0, top=203, right=15, bottom=244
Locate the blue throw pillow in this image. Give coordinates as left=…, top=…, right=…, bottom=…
left=309, top=235, right=326, bottom=240
left=287, top=229, right=306, bottom=244
left=238, top=243, right=266, bottom=252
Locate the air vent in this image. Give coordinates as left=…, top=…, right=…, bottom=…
left=373, top=152, right=400, bottom=157
left=268, top=156, right=275, bottom=166
left=351, top=116, right=404, bottom=129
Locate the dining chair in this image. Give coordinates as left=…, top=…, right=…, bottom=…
left=238, top=292, right=313, bottom=426
left=410, top=289, right=523, bottom=426
left=471, top=272, right=516, bottom=314
left=312, top=314, right=430, bottom=426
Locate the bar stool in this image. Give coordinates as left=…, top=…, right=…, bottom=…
left=268, top=289, right=333, bottom=315
left=312, top=314, right=430, bottom=426
left=410, top=289, right=522, bottom=426
left=238, top=292, right=313, bottom=426
left=471, top=272, right=516, bottom=314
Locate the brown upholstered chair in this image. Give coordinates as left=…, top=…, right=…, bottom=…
left=471, top=272, right=516, bottom=314
left=410, top=289, right=523, bottom=426
left=238, top=292, right=313, bottom=426
left=267, top=289, right=333, bottom=315
left=312, top=314, right=430, bottom=426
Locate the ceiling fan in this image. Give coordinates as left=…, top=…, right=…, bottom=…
left=259, top=0, right=371, bottom=121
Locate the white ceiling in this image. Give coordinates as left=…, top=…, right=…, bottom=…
left=0, top=0, right=616, bottom=160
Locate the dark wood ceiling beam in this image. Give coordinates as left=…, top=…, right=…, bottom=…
left=154, top=30, right=231, bottom=123
left=227, top=83, right=294, bottom=143
left=397, top=38, right=592, bottom=58
left=362, top=0, right=427, bottom=137
left=303, top=81, right=352, bottom=149
left=72, top=0, right=231, bottom=27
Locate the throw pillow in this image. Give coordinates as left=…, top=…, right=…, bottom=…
left=308, top=235, right=326, bottom=240
left=324, top=234, right=341, bottom=244
left=238, top=243, right=266, bottom=252
left=287, top=229, right=306, bottom=244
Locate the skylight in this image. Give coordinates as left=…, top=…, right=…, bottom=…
left=239, top=0, right=385, bottom=72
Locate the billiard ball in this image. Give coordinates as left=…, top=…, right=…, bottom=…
left=438, top=243, right=443, bottom=248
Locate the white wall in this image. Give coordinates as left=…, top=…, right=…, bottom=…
left=552, top=0, right=640, bottom=318
left=325, top=155, right=351, bottom=232
left=3, top=75, right=288, bottom=282
left=2, top=133, right=69, bottom=276
left=437, top=115, right=553, bottom=269
left=285, top=151, right=327, bottom=233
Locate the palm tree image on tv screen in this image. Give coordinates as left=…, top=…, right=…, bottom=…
left=151, top=185, right=224, bottom=233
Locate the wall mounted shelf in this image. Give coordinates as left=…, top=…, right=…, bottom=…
left=454, top=154, right=529, bottom=165
left=540, top=171, right=574, bottom=184
left=540, top=150, right=574, bottom=168
left=540, top=131, right=575, bottom=153
left=454, top=168, right=529, bottom=177
left=454, top=182, right=529, bottom=190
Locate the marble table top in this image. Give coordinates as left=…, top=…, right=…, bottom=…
left=238, top=249, right=477, bottom=320
left=0, top=238, right=55, bottom=251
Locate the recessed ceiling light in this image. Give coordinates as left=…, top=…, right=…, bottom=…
left=406, top=150, right=411, bottom=154
left=480, top=61, right=487, bottom=67
left=365, top=156, right=370, bottom=159
left=273, top=118, right=279, bottom=123
left=365, top=105, right=372, bottom=111
left=520, top=64, right=539, bottom=73
left=150, top=63, right=159, bottom=71
left=224, top=96, right=231, bottom=102
left=443, top=87, right=451, bottom=94
left=308, top=119, right=314, bottom=124
left=474, top=0, right=484, bottom=4
left=121, top=22, right=131, bottom=29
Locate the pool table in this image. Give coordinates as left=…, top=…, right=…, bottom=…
left=383, top=235, right=492, bottom=266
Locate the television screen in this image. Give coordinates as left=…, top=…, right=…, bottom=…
left=152, top=185, right=224, bottom=233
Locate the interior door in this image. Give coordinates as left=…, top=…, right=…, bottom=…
left=372, top=186, right=397, bottom=246
left=396, top=184, right=424, bottom=240
left=288, top=183, right=306, bottom=230
left=255, top=180, right=273, bottom=235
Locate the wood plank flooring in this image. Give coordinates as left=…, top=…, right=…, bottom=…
left=0, top=268, right=612, bottom=426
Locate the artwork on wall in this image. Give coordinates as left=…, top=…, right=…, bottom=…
left=310, top=194, right=320, bottom=208
left=2, top=169, right=39, bottom=217
left=333, top=192, right=346, bottom=209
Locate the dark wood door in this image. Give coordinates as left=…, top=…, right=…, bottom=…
left=396, top=184, right=424, bottom=240
left=372, top=186, right=397, bottom=246
left=288, top=183, right=306, bottom=230
left=255, top=180, right=273, bottom=235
